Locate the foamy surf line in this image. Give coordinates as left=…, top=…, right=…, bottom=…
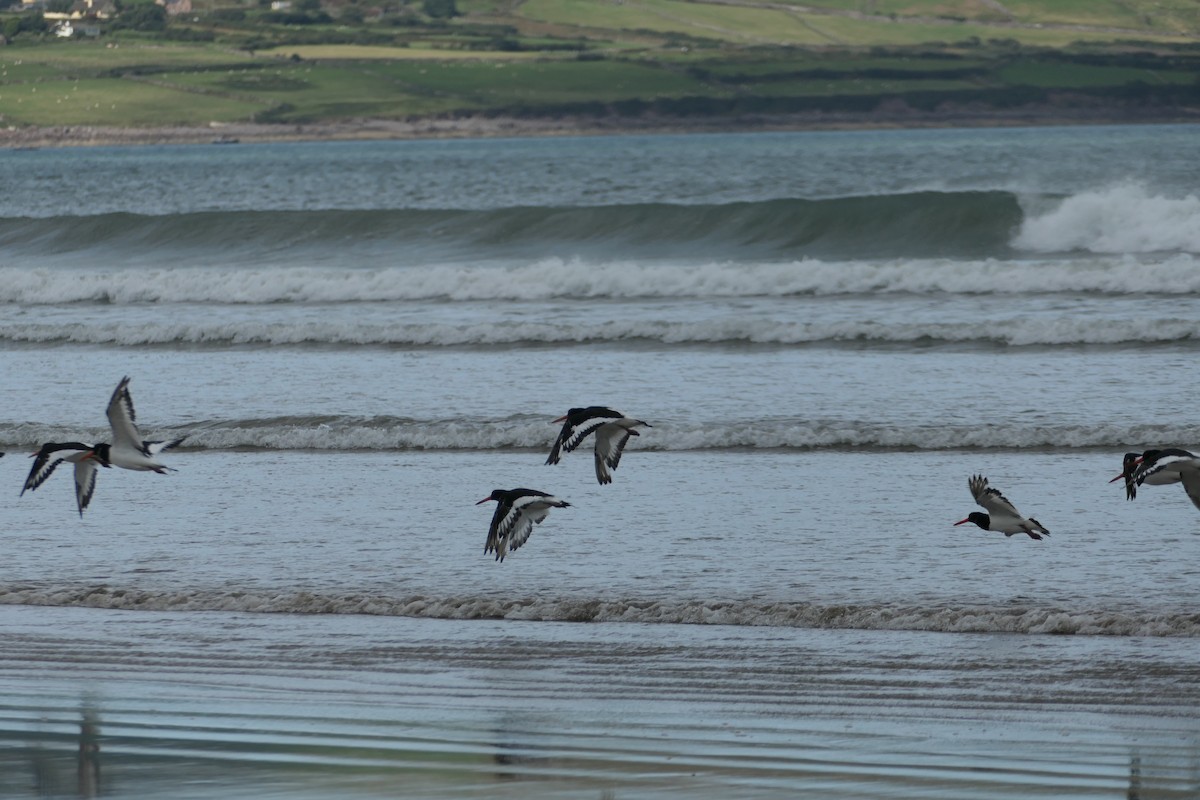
left=0, top=584, right=1194, bottom=636
left=2, top=253, right=1199, bottom=305
left=5, top=317, right=1200, bottom=348
left=2, top=419, right=1196, bottom=452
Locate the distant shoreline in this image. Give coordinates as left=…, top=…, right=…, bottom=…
left=3, top=106, right=1197, bottom=148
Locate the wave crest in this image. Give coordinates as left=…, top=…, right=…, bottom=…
left=1, top=583, right=1194, bottom=636
left=1, top=186, right=1192, bottom=277
left=1015, top=184, right=1200, bottom=254
left=2, top=417, right=1196, bottom=452
left=2, top=315, right=1200, bottom=348
left=2, top=253, right=1200, bottom=304
left=0, top=192, right=1022, bottom=263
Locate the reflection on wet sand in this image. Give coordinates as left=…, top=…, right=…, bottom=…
left=76, top=707, right=100, bottom=800
left=4, top=696, right=1200, bottom=800
left=5, top=606, right=1200, bottom=799
left=25, top=704, right=100, bottom=799
left=1126, top=748, right=1200, bottom=800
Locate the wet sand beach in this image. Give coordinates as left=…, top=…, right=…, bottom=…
left=2, top=605, right=1197, bottom=799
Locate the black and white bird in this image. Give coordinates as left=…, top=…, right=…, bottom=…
left=546, top=407, right=650, bottom=485
left=954, top=474, right=1050, bottom=540
left=1113, top=448, right=1200, bottom=510
left=476, top=488, right=570, bottom=562
left=20, top=442, right=111, bottom=517
left=21, top=378, right=184, bottom=516
left=104, top=376, right=186, bottom=473
left=1111, top=450, right=1183, bottom=501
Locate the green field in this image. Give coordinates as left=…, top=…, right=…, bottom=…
left=0, top=0, right=1197, bottom=130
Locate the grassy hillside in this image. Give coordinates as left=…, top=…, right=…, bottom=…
left=0, top=0, right=1197, bottom=132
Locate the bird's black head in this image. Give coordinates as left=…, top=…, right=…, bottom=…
left=953, top=512, right=989, bottom=530
left=91, top=443, right=112, bottom=468
left=552, top=408, right=587, bottom=425
left=476, top=489, right=506, bottom=505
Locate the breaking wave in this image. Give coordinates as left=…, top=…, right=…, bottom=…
left=0, top=185, right=1194, bottom=275
left=1, top=416, right=1194, bottom=452
left=1014, top=184, right=1200, bottom=254
left=0, top=583, right=1195, bottom=636
left=2, top=315, right=1200, bottom=348
left=1, top=253, right=1199, bottom=304
left=0, top=191, right=1024, bottom=263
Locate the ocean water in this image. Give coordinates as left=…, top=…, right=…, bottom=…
left=2, top=125, right=1200, bottom=798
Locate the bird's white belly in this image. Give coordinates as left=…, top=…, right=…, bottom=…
left=988, top=514, right=1026, bottom=534
left=109, top=446, right=159, bottom=471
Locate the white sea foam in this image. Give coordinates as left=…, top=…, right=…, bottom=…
left=0, top=315, right=1198, bottom=348
left=1015, top=185, right=1200, bottom=254
left=0, top=584, right=1194, bottom=636
left=2, top=252, right=1199, bottom=305
left=2, top=418, right=1195, bottom=452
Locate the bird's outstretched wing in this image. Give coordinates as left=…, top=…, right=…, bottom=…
left=74, top=458, right=100, bottom=517
left=1134, top=450, right=1199, bottom=486
left=146, top=436, right=187, bottom=456
left=484, top=494, right=517, bottom=561
left=22, top=442, right=93, bottom=496
left=1181, top=470, right=1200, bottom=512
left=593, top=424, right=636, bottom=485
left=502, top=501, right=542, bottom=555
left=968, top=474, right=1021, bottom=518
left=546, top=408, right=622, bottom=465
left=106, top=376, right=144, bottom=451
left=1119, top=452, right=1140, bottom=501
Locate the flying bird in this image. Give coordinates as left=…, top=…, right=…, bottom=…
left=16, top=378, right=182, bottom=516
left=954, top=474, right=1049, bottom=540
left=1111, top=450, right=1184, bottom=501
left=1113, top=448, right=1200, bottom=511
left=476, top=488, right=570, bottom=562
left=546, top=407, right=650, bottom=485
left=20, top=442, right=111, bottom=517
left=104, top=376, right=186, bottom=473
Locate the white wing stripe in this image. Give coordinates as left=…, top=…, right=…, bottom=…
left=563, top=419, right=614, bottom=453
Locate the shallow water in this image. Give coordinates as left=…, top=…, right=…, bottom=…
left=2, top=448, right=1199, bottom=632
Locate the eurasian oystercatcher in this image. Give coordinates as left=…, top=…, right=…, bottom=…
left=546, top=407, right=650, bottom=485
left=1113, top=448, right=1200, bottom=510
left=476, top=488, right=570, bottom=562
left=1111, top=450, right=1184, bottom=500
left=954, top=474, right=1049, bottom=540
left=20, top=442, right=111, bottom=517
left=104, top=376, right=186, bottom=473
